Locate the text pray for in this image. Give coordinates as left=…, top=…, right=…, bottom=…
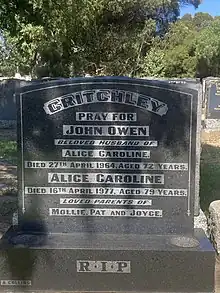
left=76, top=112, right=136, bottom=121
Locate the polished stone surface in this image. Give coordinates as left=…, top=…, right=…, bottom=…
left=0, top=228, right=215, bottom=293
left=16, top=77, right=200, bottom=234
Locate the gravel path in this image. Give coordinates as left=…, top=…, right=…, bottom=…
left=0, top=161, right=17, bottom=195
left=0, top=160, right=17, bottom=238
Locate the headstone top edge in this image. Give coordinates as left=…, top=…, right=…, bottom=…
left=15, top=76, right=199, bottom=95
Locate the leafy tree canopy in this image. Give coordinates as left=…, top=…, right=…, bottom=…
left=0, top=0, right=208, bottom=78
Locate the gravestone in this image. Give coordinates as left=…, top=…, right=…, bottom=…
left=0, top=78, right=62, bottom=128
left=203, top=77, right=220, bottom=130
left=0, top=77, right=215, bottom=292
left=0, top=79, right=31, bottom=130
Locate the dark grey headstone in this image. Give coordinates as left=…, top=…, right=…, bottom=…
left=0, top=77, right=215, bottom=293
left=203, top=78, right=220, bottom=130
left=0, top=78, right=58, bottom=123
left=0, top=79, right=31, bottom=121
left=15, top=77, right=200, bottom=234
left=206, top=83, right=220, bottom=119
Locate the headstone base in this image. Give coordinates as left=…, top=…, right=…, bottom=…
left=0, top=227, right=215, bottom=293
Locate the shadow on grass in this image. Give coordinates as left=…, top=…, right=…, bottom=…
left=200, top=143, right=220, bottom=214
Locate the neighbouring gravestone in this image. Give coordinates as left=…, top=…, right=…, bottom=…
left=203, top=77, right=220, bottom=130
left=0, top=77, right=215, bottom=292
left=167, top=78, right=201, bottom=90
left=0, top=77, right=62, bottom=130
left=0, top=79, right=31, bottom=126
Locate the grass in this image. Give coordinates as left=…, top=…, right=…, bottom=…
left=0, top=140, right=17, bottom=164
left=200, top=132, right=220, bottom=214
left=200, top=162, right=220, bottom=215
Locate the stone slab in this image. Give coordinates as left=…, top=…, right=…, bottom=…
left=0, top=228, right=215, bottom=293
left=16, top=77, right=201, bottom=234
left=208, top=200, right=220, bottom=254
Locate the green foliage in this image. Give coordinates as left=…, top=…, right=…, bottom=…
left=163, top=45, right=197, bottom=77
left=142, top=11, right=220, bottom=79
left=0, top=140, right=17, bottom=164
left=0, top=0, right=159, bottom=77
left=143, top=19, right=197, bottom=78
left=0, top=0, right=213, bottom=79
left=193, top=12, right=213, bottom=30
left=140, top=43, right=166, bottom=77
left=194, top=18, right=220, bottom=77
